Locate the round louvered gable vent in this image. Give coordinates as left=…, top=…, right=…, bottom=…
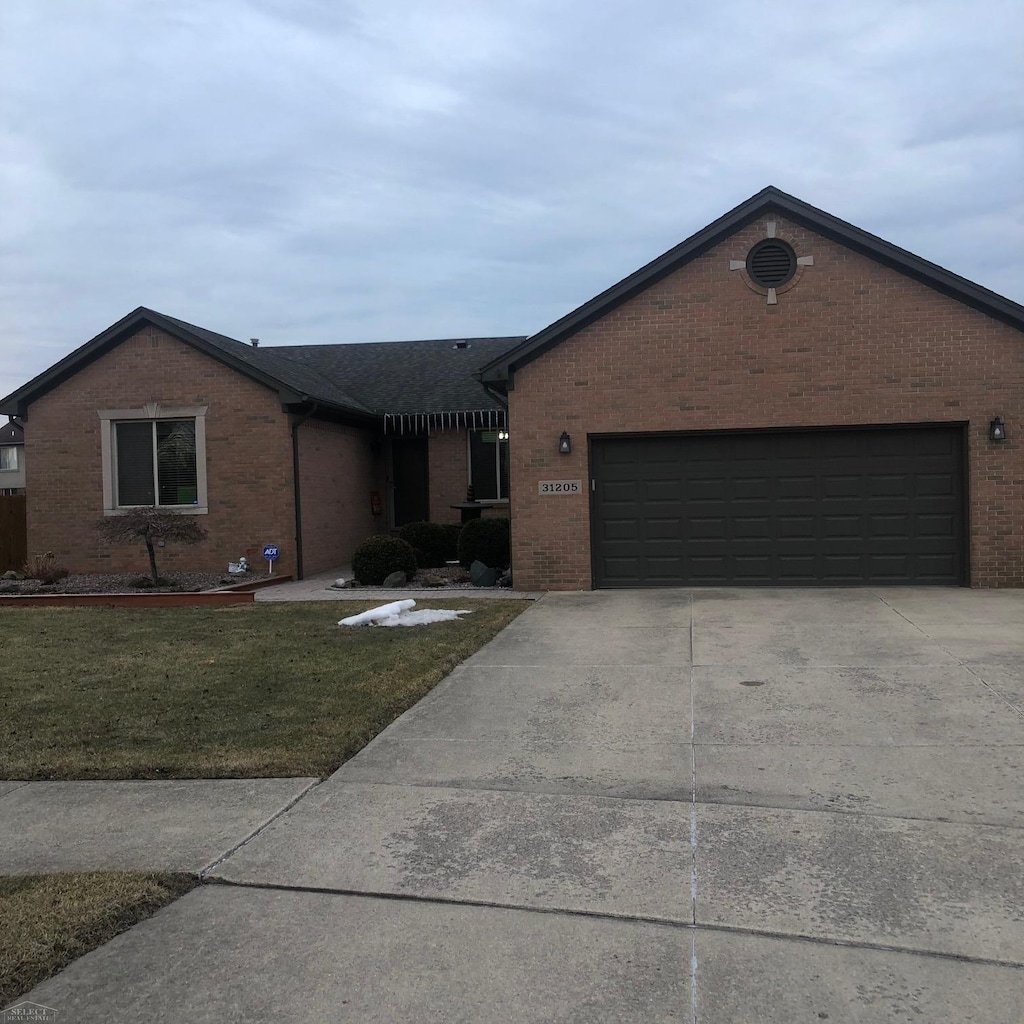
left=746, top=239, right=797, bottom=288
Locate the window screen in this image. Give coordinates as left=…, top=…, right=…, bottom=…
left=156, top=420, right=198, bottom=504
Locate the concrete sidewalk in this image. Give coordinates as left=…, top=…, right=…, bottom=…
left=0, top=779, right=317, bottom=874
left=11, top=588, right=1024, bottom=1022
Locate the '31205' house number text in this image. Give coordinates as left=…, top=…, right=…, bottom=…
left=538, top=480, right=582, bottom=494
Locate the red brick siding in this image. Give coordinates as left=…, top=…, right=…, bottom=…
left=509, top=216, right=1024, bottom=589
left=25, top=326, right=298, bottom=577
left=297, top=418, right=383, bottom=573
left=426, top=429, right=511, bottom=524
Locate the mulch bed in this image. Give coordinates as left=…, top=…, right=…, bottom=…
left=0, top=572, right=271, bottom=595
left=337, top=566, right=508, bottom=589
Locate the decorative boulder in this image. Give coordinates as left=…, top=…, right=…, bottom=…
left=2, top=570, right=24, bottom=581
left=470, top=560, right=499, bottom=587
left=382, top=570, right=408, bottom=588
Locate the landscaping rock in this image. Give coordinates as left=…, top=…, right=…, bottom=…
left=498, top=569, right=513, bottom=588
left=0, top=582, right=20, bottom=593
left=382, top=571, right=408, bottom=588
left=330, top=578, right=350, bottom=589
left=470, top=560, right=499, bottom=587
left=2, top=570, right=25, bottom=581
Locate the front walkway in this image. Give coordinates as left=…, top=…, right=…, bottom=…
left=255, top=565, right=543, bottom=601
left=12, top=589, right=1024, bottom=1022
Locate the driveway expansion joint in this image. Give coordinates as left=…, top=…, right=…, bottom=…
left=199, top=778, right=321, bottom=878
left=199, top=878, right=1024, bottom=971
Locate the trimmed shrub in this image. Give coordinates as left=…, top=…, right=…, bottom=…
left=351, top=535, right=417, bottom=585
left=457, top=517, right=510, bottom=569
left=439, top=523, right=462, bottom=561
left=398, top=521, right=450, bottom=569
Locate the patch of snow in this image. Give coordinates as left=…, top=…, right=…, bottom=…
left=376, top=609, right=472, bottom=627
left=338, top=600, right=416, bottom=626
left=338, top=599, right=472, bottom=627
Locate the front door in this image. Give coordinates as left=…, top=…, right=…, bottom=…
left=391, top=438, right=430, bottom=526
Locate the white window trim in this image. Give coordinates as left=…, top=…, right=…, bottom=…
left=99, top=404, right=208, bottom=515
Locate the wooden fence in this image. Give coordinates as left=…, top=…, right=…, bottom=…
left=0, top=495, right=27, bottom=572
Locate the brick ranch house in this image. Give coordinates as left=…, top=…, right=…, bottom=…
left=3, top=187, right=1023, bottom=588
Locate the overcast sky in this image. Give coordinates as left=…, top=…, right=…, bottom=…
left=2, top=0, right=1022, bottom=402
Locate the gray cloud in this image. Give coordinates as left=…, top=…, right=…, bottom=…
left=2, top=0, right=1022, bottom=399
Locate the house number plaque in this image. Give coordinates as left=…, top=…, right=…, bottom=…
left=538, top=480, right=582, bottom=494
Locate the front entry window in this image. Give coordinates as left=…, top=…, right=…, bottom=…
left=469, top=429, right=509, bottom=500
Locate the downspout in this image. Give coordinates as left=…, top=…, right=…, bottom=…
left=290, top=400, right=319, bottom=580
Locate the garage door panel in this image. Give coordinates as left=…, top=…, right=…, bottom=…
left=868, top=514, right=909, bottom=539
left=687, top=477, right=726, bottom=501
left=917, top=553, right=958, bottom=578
left=918, top=514, right=955, bottom=538
left=822, top=475, right=864, bottom=499
left=868, top=554, right=910, bottom=578
left=592, top=427, right=964, bottom=587
left=732, top=476, right=771, bottom=500
left=916, top=473, right=955, bottom=497
left=778, top=516, right=817, bottom=539
left=733, top=517, right=772, bottom=539
left=601, top=519, right=639, bottom=541
left=777, top=475, right=816, bottom=500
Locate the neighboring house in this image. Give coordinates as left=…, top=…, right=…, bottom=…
left=0, top=417, right=25, bottom=494
left=2, top=186, right=1022, bottom=587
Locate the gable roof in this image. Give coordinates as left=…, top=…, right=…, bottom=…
left=0, top=307, right=375, bottom=421
left=0, top=307, right=522, bottom=425
left=0, top=418, right=23, bottom=444
left=479, top=185, right=1024, bottom=387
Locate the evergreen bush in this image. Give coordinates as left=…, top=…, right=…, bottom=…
left=351, top=535, right=418, bottom=585
left=457, top=517, right=510, bottom=568
left=398, top=521, right=450, bottom=569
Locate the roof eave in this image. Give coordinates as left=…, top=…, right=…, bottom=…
left=0, top=307, right=345, bottom=420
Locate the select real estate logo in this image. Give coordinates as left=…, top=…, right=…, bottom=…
left=1, top=1004, right=58, bottom=1022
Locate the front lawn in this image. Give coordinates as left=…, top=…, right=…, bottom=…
left=0, top=872, right=195, bottom=1006
left=0, top=600, right=526, bottom=780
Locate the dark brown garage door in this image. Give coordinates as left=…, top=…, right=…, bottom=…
left=591, top=426, right=965, bottom=587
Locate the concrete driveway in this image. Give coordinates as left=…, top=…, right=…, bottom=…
left=22, top=589, right=1024, bottom=1022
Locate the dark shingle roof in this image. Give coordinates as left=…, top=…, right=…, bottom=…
left=263, top=336, right=526, bottom=415
left=158, top=314, right=374, bottom=414
left=0, top=306, right=523, bottom=421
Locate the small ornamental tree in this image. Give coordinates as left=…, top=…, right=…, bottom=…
left=97, top=509, right=208, bottom=586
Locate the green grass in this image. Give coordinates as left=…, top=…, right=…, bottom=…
left=0, top=600, right=526, bottom=780
left=0, top=872, right=195, bottom=1006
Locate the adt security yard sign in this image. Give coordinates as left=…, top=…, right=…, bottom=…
left=262, top=544, right=280, bottom=573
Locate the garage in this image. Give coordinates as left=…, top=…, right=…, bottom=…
left=591, top=425, right=965, bottom=587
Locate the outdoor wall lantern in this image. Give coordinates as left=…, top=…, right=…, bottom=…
left=989, top=417, right=1007, bottom=442
left=558, top=431, right=572, bottom=454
